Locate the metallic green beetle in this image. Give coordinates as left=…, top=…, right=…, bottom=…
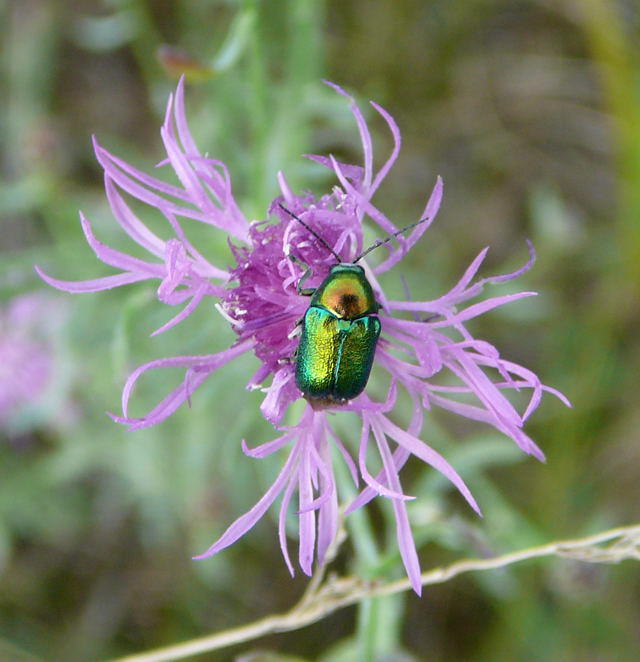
left=295, top=263, right=381, bottom=402
left=280, top=204, right=430, bottom=404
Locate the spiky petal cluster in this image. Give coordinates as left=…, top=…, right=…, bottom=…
left=37, top=79, right=569, bottom=594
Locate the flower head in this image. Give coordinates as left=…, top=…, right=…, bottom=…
left=37, top=79, right=569, bottom=594
left=0, top=293, right=58, bottom=428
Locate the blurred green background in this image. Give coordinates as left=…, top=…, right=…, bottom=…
left=1, top=1, right=639, bottom=660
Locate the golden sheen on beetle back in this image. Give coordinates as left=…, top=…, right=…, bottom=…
left=295, top=265, right=381, bottom=403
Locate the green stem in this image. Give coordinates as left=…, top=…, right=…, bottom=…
left=333, top=432, right=405, bottom=660
left=244, top=0, right=269, bottom=217
left=333, top=446, right=382, bottom=660
left=333, top=449, right=379, bottom=566
left=356, top=598, right=379, bottom=662
left=577, top=0, right=640, bottom=288
left=279, top=0, right=325, bottom=189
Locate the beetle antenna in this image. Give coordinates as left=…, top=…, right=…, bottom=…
left=278, top=203, right=342, bottom=262
left=353, top=216, right=432, bottom=263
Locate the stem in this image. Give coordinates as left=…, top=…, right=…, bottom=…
left=356, top=598, right=378, bottom=662
left=104, top=522, right=640, bottom=662
left=244, top=0, right=269, bottom=217
left=577, top=0, right=640, bottom=284
left=332, top=443, right=381, bottom=660
left=278, top=0, right=325, bottom=190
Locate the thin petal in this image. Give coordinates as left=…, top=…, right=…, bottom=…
left=330, top=156, right=397, bottom=235
left=112, top=368, right=212, bottom=430
left=105, top=177, right=166, bottom=258
left=486, top=239, right=536, bottom=284
left=358, top=417, right=414, bottom=501
left=428, top=393, right=546, bottom=461
left=326, top=423, right=359, bottom=486
left=371, top=419, right=422, bottom=595
left=431, top=292, right=538, bottom=327
left=377, top=414, right=482, bottom=515
left=296, top=441, right=335, bottom=513
left=121, top=339, right=253, bottom=421
left=298, top=441, right=316, bottom=576
left=35, top=266, right=150, bottom=293
left=80, top=214, right=163, bottom=275
left=374, top=177, right=443, bottom=274
left=316, top=423, right=338, bottom=565
left=194, top=445, right=300, bottom=559
left=369, top=101, right=401, bottom=196
left=304, top=154, right=364, bottom=184
left=94, top=136, right=193, bottom=202
left=150, top=282, right=209, bottom=336
left=279, top=469, right=298, bottom=577
left=346, top=446, right=411, bottom=514
left=93, top=138, right=214, bottom=225
left=241, top=431, right=295, bottom=458
left=323, top=80, right=372, bottom=188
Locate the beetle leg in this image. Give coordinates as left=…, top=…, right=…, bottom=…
left=298, top=275, right=315, bottom=297
left=288, top=254, right=316, bottom=296
left=288, top=322, right=302, bottom=339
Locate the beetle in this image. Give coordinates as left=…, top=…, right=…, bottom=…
left=279, top=204, right=431, bottom=404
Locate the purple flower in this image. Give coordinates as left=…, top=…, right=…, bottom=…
left=0, top=293, right=57, bottom=426
left=37, top=79, right=569, bottom=594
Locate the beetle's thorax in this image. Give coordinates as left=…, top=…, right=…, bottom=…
left=310, top=264, right=379, bottom=320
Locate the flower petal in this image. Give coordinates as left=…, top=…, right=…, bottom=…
left=377, top=413, right=482, bottom=515
left=35, top=266, right=151, bottom=293
left=194, top=444, right=301, bottom=559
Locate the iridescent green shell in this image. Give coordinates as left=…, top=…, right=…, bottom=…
left=296, top=264, right=381, bottom=402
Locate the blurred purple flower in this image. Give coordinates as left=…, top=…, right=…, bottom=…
left=0, top=293, right=56, bottom=425
left=37, top=80, right=569, bottom=594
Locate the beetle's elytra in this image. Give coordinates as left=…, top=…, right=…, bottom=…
left=295, top=264, right=381, bottom=403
